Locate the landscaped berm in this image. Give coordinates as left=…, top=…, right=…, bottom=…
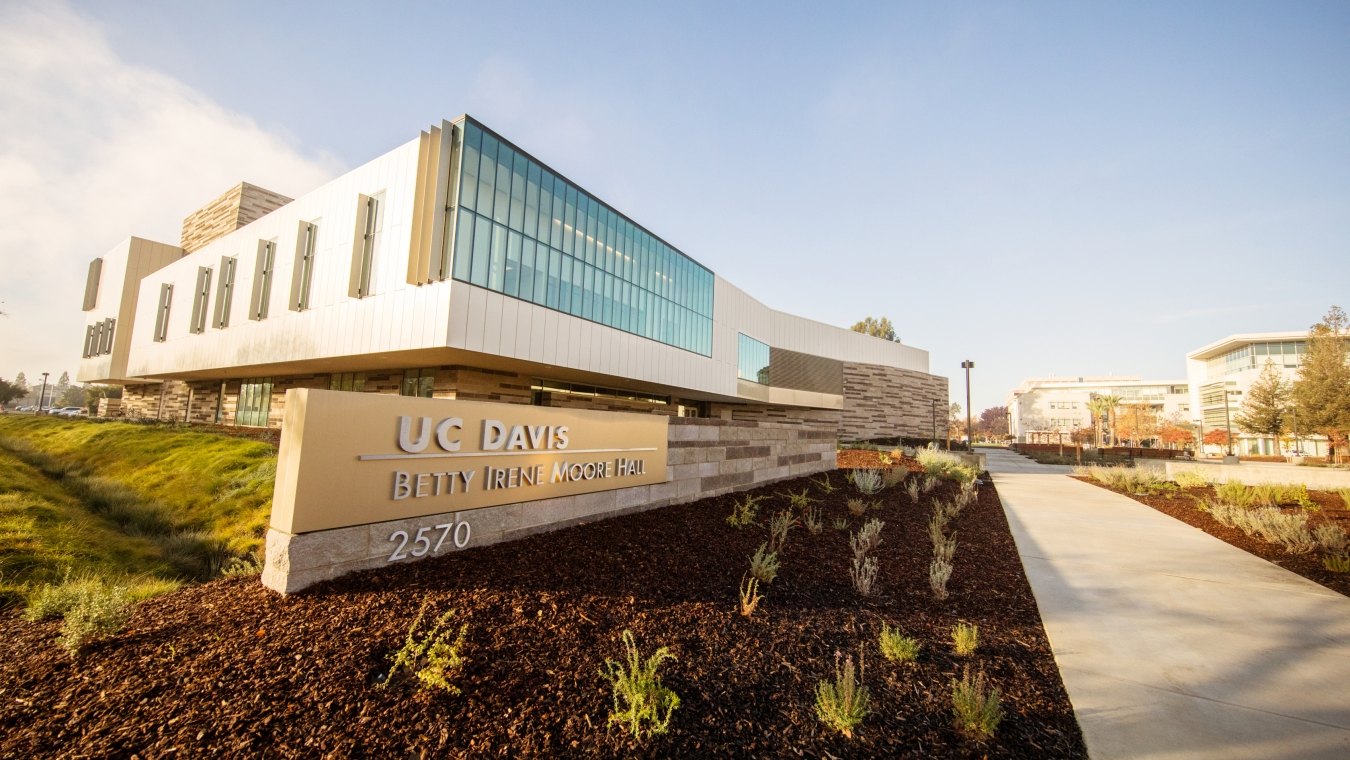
left=0, top=418, right=1086, bottom=757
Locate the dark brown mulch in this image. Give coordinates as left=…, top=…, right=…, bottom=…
left=0, top=472, right=1085, bottom=758
left=836, top=449, right=925, bottom=472
left=1076, top=478, right=1350, bottom=597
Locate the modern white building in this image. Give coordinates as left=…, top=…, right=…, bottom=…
left=1185, top=331, right=1327, bottom=456
left=1007, top=376, right=1190, bottom=445
left=78, top=115, right=946, bottom=440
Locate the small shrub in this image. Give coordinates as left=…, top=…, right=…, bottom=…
left=1173, top=470, right=1209, bottom=489
left=1216, top=481, right=1254, bottom=508
left=749, top=543, right=780, bottom=584
left=815, top=653, right=869, bottom=738
left=802, top=505, right=824, bottom=535
left=781, top=488, right=815, bottom=511
left=952, top=622, right=979, bottom=656
left=850, top=519, right=885, bottom=558
left=878, top=453, right=893, bottom=467
left=600, top=630, right=680, bottom=739
left=882, top=468, right=907, bottom=489
left=951, top=666, right=1003, bottom=739
left=738, top=574, right=763, bottom=617
left=932, top=535, right=957, bottom=565
left=1314, top=524, right=1348, bottom=554
left=726, top=494, right=766, bottom=529
left=849, top=469, right=884, bottom=496
left=55, top=580, right=133, bottom=655
left=921, top=475, right=940, bottom=494
left=850, top=554, right=879, bottom=596
left=831, top=517, right=850, bottom=531
left=1323, top=554, right=1350, bottom=573
left=220, top=555, right=263, bottom=578
left=811, top=474, right=835, bottom=494
left=847, top=498, right=868, bottom=518
left=767, top=509, right=799, bottom=552
left=929, top=556, right=953, bottom=600
left=928, top=511, right=951, bottom=548
left=1339, top=488, right=1350, bottom=510
left=916, top=446, right=978, bottom=484
left=878, top=624, right=920, bottom=663
left=383, top=601, right=468, bottom=694
left=904, top=479, right=921, bottom=503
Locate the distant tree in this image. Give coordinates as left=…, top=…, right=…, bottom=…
left=1071, top=425, right=1095, bottom=445
left=82, top=384, right=121, bottom=414
left=0, top=378, right=23, bottom=407
left=850, top=316, right=898, bottom=342
left=977, top=406, right=1008, bottom=437
left=1158, top=423, right=1195, bottom=449
left=1086, top=397, right=1110, bottom=447
left=1203, top=429, right=1230, bottom=447
left=1291, top=305, right=1350, bottom=462
left=1098, top=395, right=1121, bottom=445
left=55, top=372, right=71, bottom=398
left=1234, top=360, right=1288, bottom=438
left=58, top=384, right=87, bottom=409
left=12, top=372, right=28, bottom=396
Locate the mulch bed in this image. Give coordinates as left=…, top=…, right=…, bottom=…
left=836, top=449, right=925, bottom=472
left=1076, top=478, right=1350, bottom=597
left=0, top=471, right=1085, bottom=758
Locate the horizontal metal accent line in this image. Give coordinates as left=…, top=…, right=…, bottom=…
left=357, top=447, right=658, bottom=462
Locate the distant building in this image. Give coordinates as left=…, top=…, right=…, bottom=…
left=1007, top=376, right=1190, bottom=445
left=1185, top=331, right=1327, bottom=456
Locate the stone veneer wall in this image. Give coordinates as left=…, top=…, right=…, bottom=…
left=840, top=362, right=949, bottom=442
left=180, top=182, right=293, bottom=254
left=262, top=416, right=836, bottom=594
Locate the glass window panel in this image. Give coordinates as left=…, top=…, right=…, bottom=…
left=570, top=261, right=583, bottom=315
left=533, top=243, right=548, bottom=302
left=452, top=207, right=475, bottom=281
left=558, top=256, right=573, bottom=313
left=509, top=151, right=527, bottom=231
left=580, top=263, right=593, bottom=318
left=546, top=249, right=561, bottom=309
left=470, top=215, right=492, bottom=286
left=505, top=230, right=522, bottom=296
left=477, top=133, right=498, bottom=220
left=493, top=149, right=511, bottom=225
left=488, top=223, right=507, bottom=291
left=562, top=184, right=576, bottom=255
left=459, top=124, right=480, bottom=211
left=524, top=161, right=540, bottom=239
left=519, top=240, right=536, bottom=302
left=1255, top=343, right=1267, bottom=356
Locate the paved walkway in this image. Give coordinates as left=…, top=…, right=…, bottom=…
left=983, top=448, right=1350, bottom=759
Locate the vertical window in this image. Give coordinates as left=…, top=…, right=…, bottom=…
left=738, top=334, right=771, bottom=384
left=153, top=283, right=173, bottom=342
left=214, top=256, right=236, bottom=328
left=250, top=240, right=275, bottom=320
left=329, top=372, right=367, bottom=392
left=83, top=325, right=95, bottom=358
left=236, top=379, right=273, bottom=427
left=291, top=221, right=317, bottom=311
left=401, top=368, right=435, bottom=398
left=82, top=258, right=102, bottom=311
left=189, top=266, right=212, bottom=334
left=452, top=207, right=474, bottom=282
left=100, top=318, right=115, bottom=354
left=351, top=193, right=382, bottom=298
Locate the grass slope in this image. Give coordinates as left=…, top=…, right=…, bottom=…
left=0, top=416, right=277, bottom=607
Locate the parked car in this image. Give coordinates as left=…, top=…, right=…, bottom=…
left=51, top=407, right=88, bottom=417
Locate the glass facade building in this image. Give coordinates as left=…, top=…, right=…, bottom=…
left=450, top=120, right=714, bottom=356
left=1205, top=340, right=1306, bottom=377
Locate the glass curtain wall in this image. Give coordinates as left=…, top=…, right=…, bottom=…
left=737, top=334, right=770, bottom=384
left=450, top=119, right=714, bottom=356
left=236, top=379, right=273, bottom=427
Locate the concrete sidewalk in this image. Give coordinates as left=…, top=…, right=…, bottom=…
left=984, top=448, right=1350, bottom=759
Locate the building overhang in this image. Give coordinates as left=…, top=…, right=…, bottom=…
left=1186, top=331, right=1308, bottom=362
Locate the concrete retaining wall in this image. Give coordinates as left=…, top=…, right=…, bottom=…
left=262, top=416, right=836, bottom=594
left=1138, top=459, right=1350, bottom=489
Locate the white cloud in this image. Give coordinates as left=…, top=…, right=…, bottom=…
left=0, top=1, right=342, bottom=382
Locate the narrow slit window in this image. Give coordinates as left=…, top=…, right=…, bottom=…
left=100, top=318, right=115, bottom=354
left=82, top=258, right=102, bottom=311
left=83, top=325, right=96, bottom=357
left=189, top=266, right=212, bottom=334
left=292, top=221, right=318, bottom=311
left=214, top=256, right=236, bottom=328
left=250, top=240, right=275, bottom=320
left=154, top=283, right=173, bottom=342
left=351, top=193, right=382, bottom=298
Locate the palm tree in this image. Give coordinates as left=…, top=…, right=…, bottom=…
left=1087, top=396, right=1110, bottom=448
left=1099, top=394, right=1122, bottom=446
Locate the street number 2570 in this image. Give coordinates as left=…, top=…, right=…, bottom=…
left=387, top=520, right=471, bottom=562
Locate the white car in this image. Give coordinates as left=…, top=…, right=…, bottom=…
left=51, top=407, right=88, bottom=417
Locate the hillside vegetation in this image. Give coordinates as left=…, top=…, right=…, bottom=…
left=0, top=416, right=277, bottom=607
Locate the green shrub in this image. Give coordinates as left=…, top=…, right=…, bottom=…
left=830, top=517, right=849, bottom=531
left=951, top=666, right=1003, bottom=739
left=802, top=505, right=823, bottom=535
left=952, top=622, right=979, bottom=656
left=1215, top=481, right=1254, bottom=508
left=726, top=494, right=766, bottom=529
left=767, top=509, right=798, bottom=552
left=1339, top=489, right=1350, bottom=510
left=781, top=488, right=816, bottom=511
left=930, top=556, right=953, bottom=600
left=846, top=498, right=868, bottom=517
left=1315, top=524, right=1348, bottom=554
left=601, top=630, right=680, bottom=739
left=850, top=555, right=879, bottom=596
left=1323, top=554, right=1350, bottom=573
left=849, top=469, right=884, bottom=496
left=815, top=653, right=868, bottom=738
left=904, top=479, right=921, bottom=503
left=850, top=519, right=884, bottom=558
left=916, top=446, right=978, bottom=484
left=810, top=474, right=835, bottom=494
left=220, top=554, right=264, bottom=578
left=1173, top=470, right=1209, bottom=489
left=52, top=578, right=132, bottom=655
left=382, top=601, right=469, bottom=694
left=878, top=624, right=920, bottom=663
left=749, top=543, right=780, bottom=584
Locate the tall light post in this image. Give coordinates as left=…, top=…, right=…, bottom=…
left=961, top=360, right=974, bottom=451
left=38, top=372, right=49, bottom=413
left=930, top=399, right=938, bottom=447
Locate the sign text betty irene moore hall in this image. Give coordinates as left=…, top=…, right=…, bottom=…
left=269, top=389, right=669, bottom=535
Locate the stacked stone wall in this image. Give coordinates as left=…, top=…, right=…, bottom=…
left=841, top=363, right=949, bottom=442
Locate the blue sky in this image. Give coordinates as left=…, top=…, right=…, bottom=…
left=2, top=0, right=1347, bottom=415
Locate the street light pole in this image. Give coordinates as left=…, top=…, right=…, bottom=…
left=931, top=399, right=938, bottom=447
left=38, top=372, right=49, bottom=413
left=961, top=360, right=975, bottom=452
left=1222, top=383, right=1235, bottom=458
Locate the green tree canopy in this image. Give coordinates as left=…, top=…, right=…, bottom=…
left=850, top=316, right=898, bottom=341
left=12, top=372, right=27, bottom=394
left=0, top=378, right=23, bottom=406
left=1234, top=359, right=1288, bottom=437
left=1291, top=305, right=1350, bottom=456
